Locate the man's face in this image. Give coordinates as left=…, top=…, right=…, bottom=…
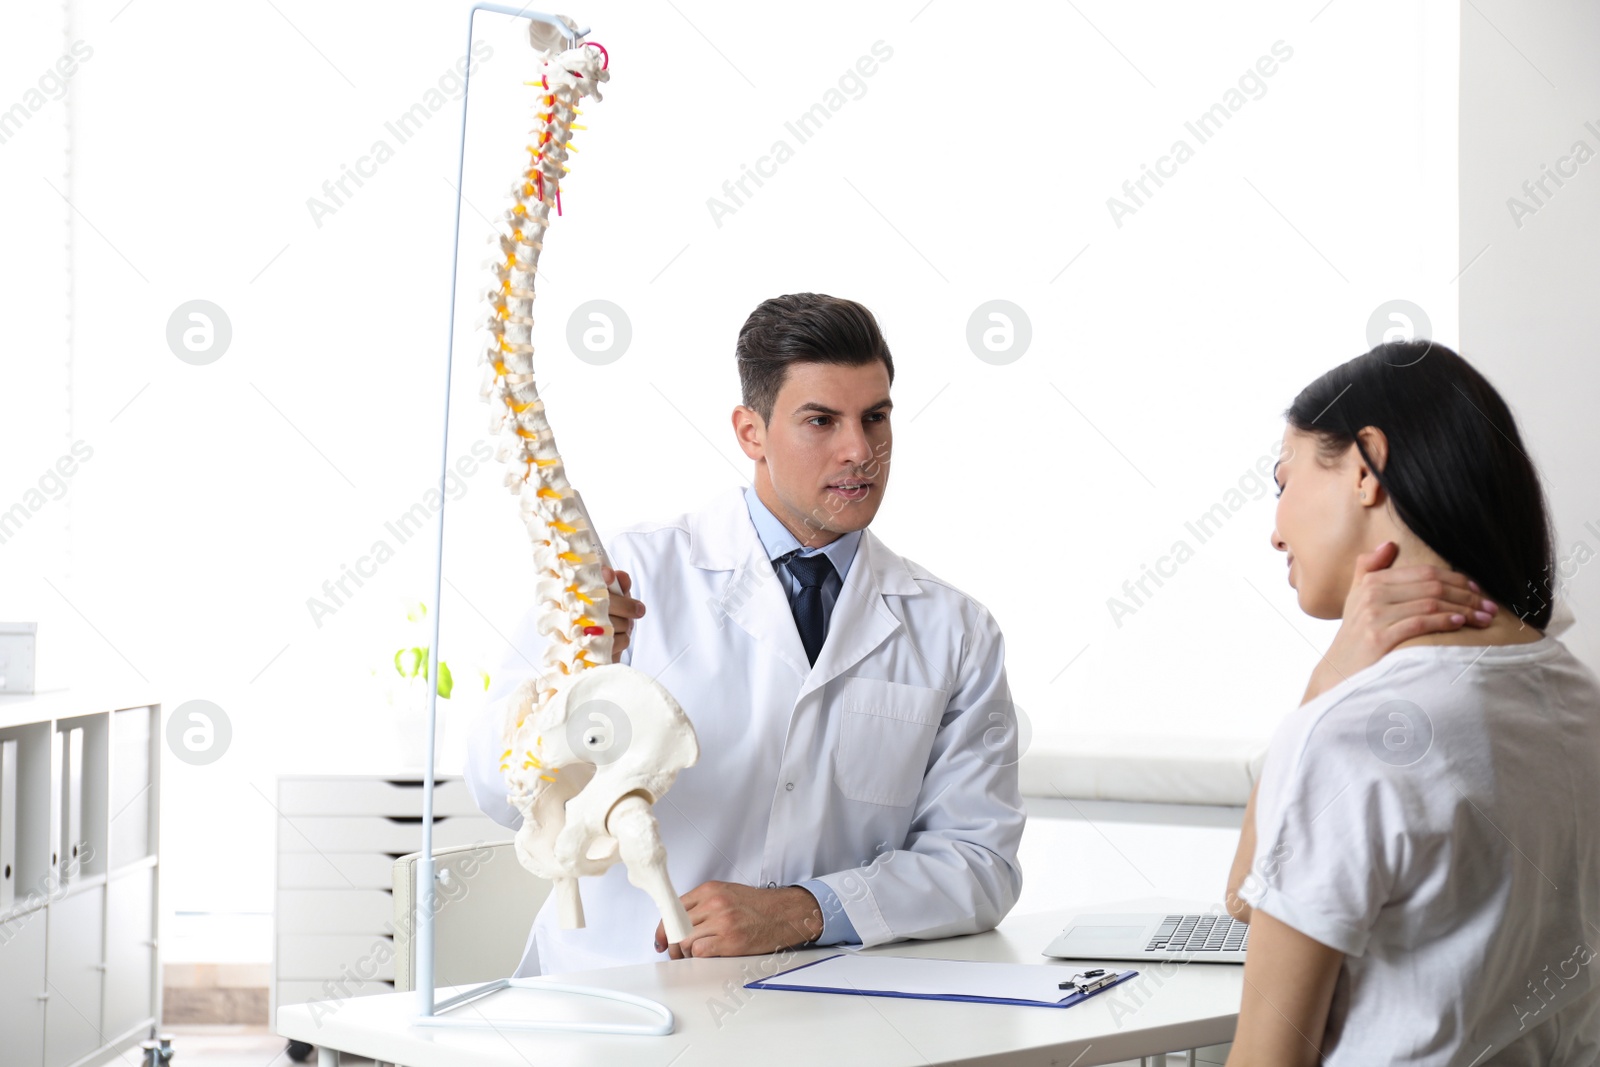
left=739, top=360, right=893, bottom=546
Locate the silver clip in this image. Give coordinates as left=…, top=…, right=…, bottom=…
left=1059, top=969, right=1120, bottom=996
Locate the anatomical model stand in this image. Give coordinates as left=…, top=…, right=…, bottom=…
left=411, top=5, right=695, bottom=1038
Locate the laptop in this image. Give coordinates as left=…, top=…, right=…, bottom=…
left=1042, top=912, right=1251, bottom=964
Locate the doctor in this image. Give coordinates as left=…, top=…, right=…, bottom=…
left=467, top=291, right=1026, bottom=976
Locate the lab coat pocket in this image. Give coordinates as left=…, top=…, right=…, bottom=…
left=835, top=678, right=948, bottom=807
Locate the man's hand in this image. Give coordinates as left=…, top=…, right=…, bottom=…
left=602, top=566, right=645, bottom=658
left=1301, top=542, right=1496, bottom=704
left=651, top=881, right=824, bottom=958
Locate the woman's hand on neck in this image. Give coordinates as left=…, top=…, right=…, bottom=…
left=1383, top=532, right=1543, bottom=650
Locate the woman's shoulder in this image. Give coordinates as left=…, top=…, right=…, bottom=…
left=1264, top=655, right=1439, bottom=781
left=1285, top=647, right=1454, bottom=734
left=1254, top=654, right=1471, bottom=845
left=1271, top=637, right=1594, bottom=783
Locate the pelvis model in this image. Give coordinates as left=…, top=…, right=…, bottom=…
left=478, top=18, right=698, bottom=946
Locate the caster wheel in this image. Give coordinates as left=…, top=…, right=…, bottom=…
left=286, top=1040, right=315, bottom=1063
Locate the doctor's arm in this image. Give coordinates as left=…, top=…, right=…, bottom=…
left=810, top=605, right=1026, bottom=946
left=657, top=606, right=1024, bottom=958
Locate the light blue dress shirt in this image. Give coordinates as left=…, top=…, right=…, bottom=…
left=741, top=485, right=863, bottom=947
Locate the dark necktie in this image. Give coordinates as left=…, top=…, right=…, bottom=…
left=781, top=551, right=837, bottom=666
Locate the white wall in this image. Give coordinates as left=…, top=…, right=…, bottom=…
left=0, top=0, right=1471, bottom=943
left=1458, top=0, right=1600, bottom=670
left=1015, top=799, right=1243, bottom=921
left=0, top=4, right=74, bottom=611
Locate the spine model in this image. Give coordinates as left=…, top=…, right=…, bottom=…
left=482, top=39, right=614, bottom=701
left=478, top=24, right=698, bottom=944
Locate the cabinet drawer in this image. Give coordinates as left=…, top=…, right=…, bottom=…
left=103, top=867, right=156, bottom=1039
left=45, top=884, right=104, bottom=1067
left=277, top=890, right=393, bottom=935
left=276, top=778, right=483, bottom=818
left=278, top=851, right=397, bottom=890
left=0, top=905, right=46, bottom=1067
left=276, top=934, right=395, bottom=982
left=276, top=815, right=504, bottom=854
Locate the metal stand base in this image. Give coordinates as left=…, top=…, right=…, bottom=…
left=411, top=976, right=676, bottom=1036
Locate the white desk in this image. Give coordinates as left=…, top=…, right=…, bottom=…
left=276, top=900, right=1241, bottom=1066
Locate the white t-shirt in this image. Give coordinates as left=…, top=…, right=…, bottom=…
left=1244, top=636, right=1600, bottom=1066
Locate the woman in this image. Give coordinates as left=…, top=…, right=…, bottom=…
left=1225, top=341, right=1600, bottom=1066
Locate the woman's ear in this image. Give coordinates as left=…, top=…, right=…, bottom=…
left=1354, top=426, right=1389, bottom=508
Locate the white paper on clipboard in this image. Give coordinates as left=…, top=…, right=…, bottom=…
left=748, top=954, right=1135, bottom=1008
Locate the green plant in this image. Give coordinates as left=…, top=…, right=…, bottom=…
left=392, top=601, right=490, bottom=700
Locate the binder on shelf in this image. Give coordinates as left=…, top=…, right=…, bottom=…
left=48, top=727, right=61, bottom=878
left=62, top=726, right=83, bottom=882
left=0, top=738, right=16, bottom=909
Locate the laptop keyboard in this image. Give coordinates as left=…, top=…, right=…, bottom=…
left=1144, top=914, right=1251, bottom=953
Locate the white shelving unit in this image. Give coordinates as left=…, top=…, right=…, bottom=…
left=271, top=773, right=507, bottom=1057
left=0, top=690, right=162, bottom=1067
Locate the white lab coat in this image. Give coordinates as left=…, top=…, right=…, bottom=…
left=464, top=487, right=1025, bottom=977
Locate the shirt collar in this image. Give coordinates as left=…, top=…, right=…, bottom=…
left=742, top=485, right=862, bottom=584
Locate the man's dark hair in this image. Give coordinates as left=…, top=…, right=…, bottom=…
left=1287, top=341, right=1556, bottom=627
left=736, top=293, right=895, bottom=423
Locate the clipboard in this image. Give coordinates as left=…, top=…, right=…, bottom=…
left=745, top=953, right=1139, bottom=1009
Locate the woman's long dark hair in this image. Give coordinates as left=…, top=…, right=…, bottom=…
left=1286, top=341, right=1555, bottom=628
